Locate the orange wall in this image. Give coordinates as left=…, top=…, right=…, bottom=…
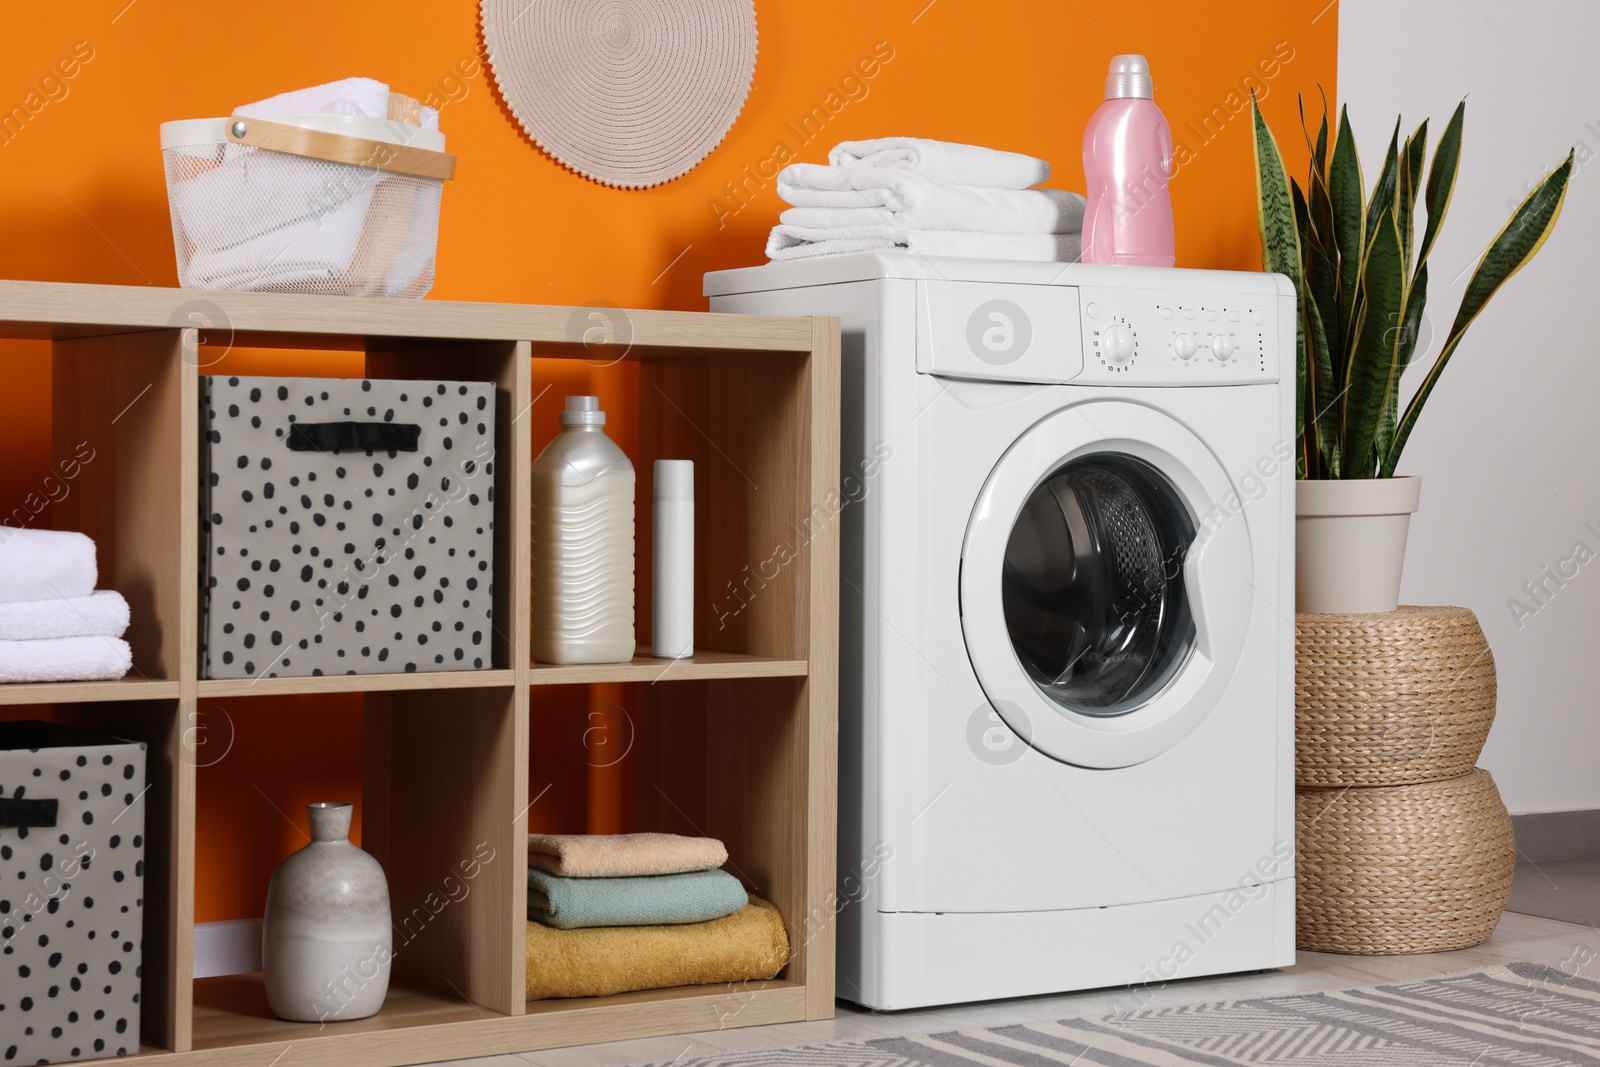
left=0, top=1, right=1334, bottom=922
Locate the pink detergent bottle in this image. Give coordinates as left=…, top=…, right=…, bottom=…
left=1081, top=54, right=1176, bottom=267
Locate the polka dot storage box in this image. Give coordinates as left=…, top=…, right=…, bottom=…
left=200, top=374, right=496, bottom=679
left=0, top=720, right=147, bottom=1064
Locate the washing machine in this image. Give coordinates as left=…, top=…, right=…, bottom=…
left=706, top=255, right=1298, bottom=1010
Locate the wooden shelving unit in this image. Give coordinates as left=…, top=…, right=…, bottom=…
left=1, top=280, right=840, bottom=1067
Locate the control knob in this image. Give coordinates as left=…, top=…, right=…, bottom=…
left=1102, top=324, right=1136, bottom=364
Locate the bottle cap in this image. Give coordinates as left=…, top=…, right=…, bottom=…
left=559, top=395, right=606, bottom=427
left=655, top=459, right=694, bottom=501
left=1105, top=54, right=1154, bottom=100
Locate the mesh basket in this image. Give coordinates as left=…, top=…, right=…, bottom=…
left=159, top=113, right=455, bottom=297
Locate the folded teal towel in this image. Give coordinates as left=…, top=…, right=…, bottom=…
left=527, top=867, right=748, bottom=929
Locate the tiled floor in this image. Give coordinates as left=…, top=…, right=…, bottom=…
left=1509, top=857, right=1600, bottom=926
left=444, top=909, right=1600, bottom=1067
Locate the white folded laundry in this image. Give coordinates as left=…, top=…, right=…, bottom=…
left=0, top=591, right=129, bottom=642
left=828, top=138, right=1050, bottom=188
left=776, top=165, right=1085, bottom=234
left=171, top=149, right=381, bottom=256
left=181, top=185, right=374, bottom=291
left=234, top=77, right=440, bottom=133
left=235, top=76, right=392, bottom=121
left=909, top=230, right=1081, bottom=261
left=0, top=636, right=131, bottom=684
left=766, top=226, right=1081, bottom=263
left=0, top=528, right=96, bottom=605
left=779, top=206, right=904, bottom=229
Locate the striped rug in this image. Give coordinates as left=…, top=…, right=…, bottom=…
left=646, top=963, right=1600, bottom=1066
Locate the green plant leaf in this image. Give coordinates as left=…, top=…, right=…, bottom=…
left=1341, top=208, right=1406, bottom=477
left=1252, top=93, right=1305, bottom=446
left=1376, top=262, right=1427, bottom=471
left=1399, top=119, right=1428, bottom=269
left=1305, top=288, right=1339, bottom=478
left=1299, top=93, right=1335, bottom=253
left=1254, top=94, right=1303, bottom=285
left=1384, top=151, right=1573, bottom=475
left=1417, top=101, right=1465, bottom=272
left=1328, top=107, right=1365, bottom=369
left=1403, top=120, right=1427, bottom=212
left=1364, top=117, right=1403, bottom=250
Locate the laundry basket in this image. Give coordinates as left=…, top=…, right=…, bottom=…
left=160, top=114, right=456, bottom=297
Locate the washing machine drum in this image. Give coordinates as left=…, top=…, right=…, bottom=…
left=1001, top=454, right=1196, bottom=716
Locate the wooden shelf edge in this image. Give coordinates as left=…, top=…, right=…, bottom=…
left=196, top=669, right=517, bottom=698
left=529, top=650, right=809, bottom=686
left=153, top=979, right=806, bottom=1067
left=0, top=678, right=181, bottom=706
left=0, top=280, right=817, bottom=353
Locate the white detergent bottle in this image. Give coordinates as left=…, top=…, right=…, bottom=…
left=531, top=396, right=636, bottom=664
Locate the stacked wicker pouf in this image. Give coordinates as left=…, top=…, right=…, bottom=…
left=1294, top=606, right=1516, bottom=954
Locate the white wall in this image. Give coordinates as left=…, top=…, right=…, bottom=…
left=1340, top=0, right=1600, bottom=814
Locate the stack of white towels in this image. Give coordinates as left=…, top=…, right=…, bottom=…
left=766, top=137, right=1085, bottom=262
left=0, top=529, right=132, bottom=683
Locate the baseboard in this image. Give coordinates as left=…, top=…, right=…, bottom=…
left=194, top=918, right=262, bottom=979
left=1512, top=809, right=1600, bottom=863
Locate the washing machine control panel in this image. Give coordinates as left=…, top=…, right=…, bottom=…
left=915, top=279, right=1282, bottom=386
left=1079, top=286, right=1280, bottom=385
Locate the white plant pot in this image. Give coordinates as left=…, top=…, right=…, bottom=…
left=1295, top=477, right=1422, bottom=614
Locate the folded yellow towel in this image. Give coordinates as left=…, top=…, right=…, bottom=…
left=527, top=832, right=728, bottom=877
left=525, top=895, right=790, bottom=1000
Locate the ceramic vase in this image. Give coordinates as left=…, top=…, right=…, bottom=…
left=262, top=802, right=392, bottom=1022
left=1295, top=477, right=1422, bottom=613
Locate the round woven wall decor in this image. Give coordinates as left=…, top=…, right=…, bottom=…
left=480, top=0, right=758, bottom=188
left=1295, top=606, right=1497, bottom=788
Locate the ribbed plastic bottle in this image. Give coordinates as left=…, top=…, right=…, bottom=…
left=1081, top=54, right=1177, bottom=267
left=531, top=396, right=635, bottom=664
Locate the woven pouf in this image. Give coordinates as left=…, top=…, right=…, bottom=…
left=1295, top=768, right=1515, bottom=954
left=1296, top=606, right=1496, bottom=787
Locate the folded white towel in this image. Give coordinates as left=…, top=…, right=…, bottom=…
left=181, top=186, right=374, bottom=291
left=171, top=149, right=380, bottom=256
left=235, top=76, right=393, bottom=121
left=234, top=77, right=440, bottom=133
left=776, top=165, right=1085, bottom=234
left=828, top=138, right=1050, bottom=189
left=0, top=529, right=97, bottom=605
left=910, top=230, right=1081, bottom=261
left=0, top=591, right=129, bottom=642
left=0, top=636, right=131, bottom=683
left=766, top=227, right=1081, bottom=263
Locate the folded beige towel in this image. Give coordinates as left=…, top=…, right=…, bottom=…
left=528, top=832, right=727, bottom=878
left=524, top=895, right=789, bottom=1000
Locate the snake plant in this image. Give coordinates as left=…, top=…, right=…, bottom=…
left=1251, top=94, right=1573, bottom=479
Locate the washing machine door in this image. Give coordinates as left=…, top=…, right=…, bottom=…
left=960, top=399, right=1253, bottom=768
